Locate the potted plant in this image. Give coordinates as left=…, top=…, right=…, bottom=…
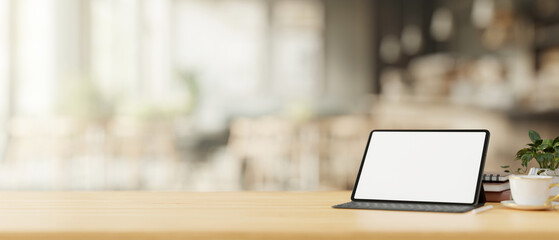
left=505, top=130, right=559, bottom=194
left=509, top=130, right=559, bottom=174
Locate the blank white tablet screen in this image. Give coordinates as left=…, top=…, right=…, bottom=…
left=353, top=131, right=487, bottom=204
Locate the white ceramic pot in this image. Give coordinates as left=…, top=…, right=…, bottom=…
left=528, top=168, right=559, bottom=196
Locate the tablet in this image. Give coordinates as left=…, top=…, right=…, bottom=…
left=351, top=130, right=489, bottom=205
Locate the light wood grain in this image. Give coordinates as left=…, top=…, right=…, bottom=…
left=0, top=191, right=556, bottom=239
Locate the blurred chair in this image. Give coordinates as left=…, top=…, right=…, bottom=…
left=229, top=115, right=375, bottom=191
left=229, top=116, right=296, bottom=190
left=319, top=115, right=374, bottom=190
left=106, top=117, right=179, bottom=190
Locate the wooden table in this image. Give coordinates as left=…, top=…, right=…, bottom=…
left=0, top=191, right=557, bottom=239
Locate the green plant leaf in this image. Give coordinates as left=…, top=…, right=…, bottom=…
left=544, top=153, right=554, bottom=162
left=529, top=130, right=542, bottom=143
left=535, top=153, right=555, bottom=168
left=553, top=136, right=559, bottom=145
left=528, top=140, right=542, bottom=147
left=521, top=153, right=533, bottom=162
left=516, top=148, right=530, bottom=158
left=536, top=154, right=545, bottom=164
left=521, top=156, right=529, bottom=167
left=538, top=144, right=550, bottom=151
left=501, top=165, right=510, bottom=168
left=538, top=169, right=546, bottom=175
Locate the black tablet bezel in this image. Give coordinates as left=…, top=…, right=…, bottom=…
left=350, top=129, right=490, bottom=206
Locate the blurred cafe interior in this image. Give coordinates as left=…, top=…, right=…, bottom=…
left=0, top=0, right=559, bottom=191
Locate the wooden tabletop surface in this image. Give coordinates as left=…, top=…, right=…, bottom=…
left=0, top=191, right=557, bottom=239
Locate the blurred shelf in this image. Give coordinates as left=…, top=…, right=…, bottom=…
left=507, top=108, right=559, bottom=120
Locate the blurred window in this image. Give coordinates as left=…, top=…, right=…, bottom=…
left=0, top=0, right=325, bottom=190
